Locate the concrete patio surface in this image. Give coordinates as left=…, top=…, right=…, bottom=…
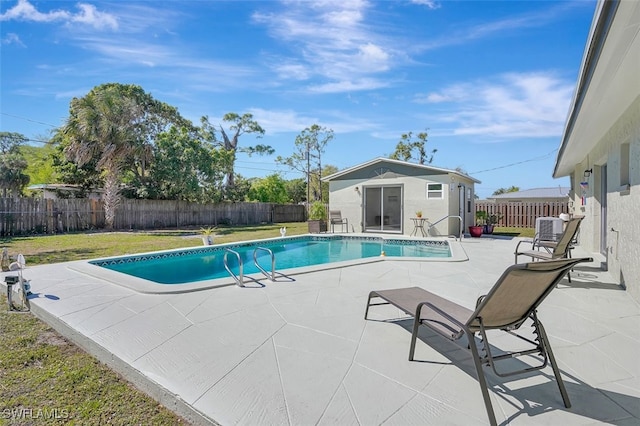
left=3, top=235, right=639, bottom=425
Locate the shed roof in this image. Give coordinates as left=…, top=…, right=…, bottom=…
left=323, top=157, right=481, bottom=183
left=488, top=187, right=570, bottom=200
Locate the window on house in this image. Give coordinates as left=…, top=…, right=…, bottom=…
left=427, top=183, right=443, bottom=199
left=620, top=142, right=630, bottom=187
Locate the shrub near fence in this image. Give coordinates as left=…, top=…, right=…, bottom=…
left=0, top=198, right=307, bottom=236
left=475, top=201, right=569, bottom=228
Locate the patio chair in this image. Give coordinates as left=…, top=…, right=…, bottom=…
left=364, top=256, right=592, bottom=426
left=514, top=216, right=582, bottom=282
left=329, top=210, right=348, bottom=233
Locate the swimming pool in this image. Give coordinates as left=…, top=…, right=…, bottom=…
left=73, top=235, right=466, bottom=293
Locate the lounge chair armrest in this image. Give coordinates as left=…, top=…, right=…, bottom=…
left=515, top=239, right=535, bottom=253
left=416, top=301, right=466, bottom=339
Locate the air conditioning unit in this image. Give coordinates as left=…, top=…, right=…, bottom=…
left=535, top=217, right=564, bottom=242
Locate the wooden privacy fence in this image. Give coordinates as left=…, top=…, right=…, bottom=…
left=475, top=201, right=570, bottom=228
left=0, top=198, right=307, bottom=236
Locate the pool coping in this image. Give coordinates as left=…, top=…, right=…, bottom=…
left=67, top=233, right=468, bottom=294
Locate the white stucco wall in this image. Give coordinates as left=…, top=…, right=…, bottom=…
left=328, top=172, right=474, bottom=236
left=570, top=96, right=640, bottom=301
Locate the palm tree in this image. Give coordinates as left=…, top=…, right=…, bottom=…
left=62, top=83, right=184, bottom=229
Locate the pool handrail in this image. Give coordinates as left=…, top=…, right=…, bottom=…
left=428, top=215, right=463, bottom=240
left=253, top=247, right=276, bottom=281
left=223, top=248, right=244, bottom=287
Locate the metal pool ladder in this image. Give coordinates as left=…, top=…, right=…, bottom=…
left=223, top=248, right=245, bottom=287
left=253, top=247, right=276, bottom=281
left=223, top=247, right=278, bottom=287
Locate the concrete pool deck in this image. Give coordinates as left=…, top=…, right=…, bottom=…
left=3, top=235, right=639, bottom=425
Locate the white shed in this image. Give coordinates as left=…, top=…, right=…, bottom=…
left=323, top=158, right=480, bottom=237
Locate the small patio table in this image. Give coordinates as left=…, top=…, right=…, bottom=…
left=410, top=217, right=428, bottom=237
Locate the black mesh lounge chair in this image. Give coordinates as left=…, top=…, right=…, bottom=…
left=329, top=210, right=348, bottom=233
left=514, top=216, right=583, bottom=282
left=364, top=257, right=592, bottom=426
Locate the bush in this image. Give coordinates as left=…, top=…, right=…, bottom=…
left=308, top=201, right=327, bottom=220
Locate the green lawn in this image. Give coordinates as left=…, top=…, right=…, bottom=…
left=0, top=303, right=190, bottom=425
left=0, top=222, right=533, bottom=424
left=492, top=226, right=535, bottom=238
left=0, top=222, right=309, bottom=266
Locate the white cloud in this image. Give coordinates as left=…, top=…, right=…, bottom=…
left=74, top=36, right=170, bottom=66
left=70, top=3, right=118, bottom=30
left=253, top=1, right=398, bottom=91
left=414, top=3, right=580, bottom=52
left=308, top=78, right=391, bottom=94
left=421, top=72, right=574, bottom=138
left=0, top=0, right=117, bottom=30
left=247, top=108, right=317, bottom=134
left=246, top=107, right=379, bottom=135
left=1, top=32, right=25, bottom=46
left=357, top=43, right=389, bottom=71
left=273, top=62, right=311, bottom=81
left=0, top=0, right=69, bottom=22
left=410, top=0, right=440, bottom=10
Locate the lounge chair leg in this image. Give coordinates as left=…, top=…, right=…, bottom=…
left=364, top=293, right=374, bottom=319
left=537, top=321, right=571, bottom=408
left=467, top=331, right=498, bottom=426
left=409, top=317, right=420, bottom=361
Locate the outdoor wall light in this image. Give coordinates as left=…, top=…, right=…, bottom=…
left=354, top=186, right=360, bottom=194
left=584, top=168, right=593, bottom=178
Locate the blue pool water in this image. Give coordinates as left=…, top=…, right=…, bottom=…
left=91, top=235, right=450, bottom=285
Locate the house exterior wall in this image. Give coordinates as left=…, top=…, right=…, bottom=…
left=328, top=170, right=475, bottom=236
left=570, top=95, right=640, bottom=301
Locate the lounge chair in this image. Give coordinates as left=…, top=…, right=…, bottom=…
left=514, top=216, right=582, bottom=282
left=364, top=256, right=592, bottom=426
left=329, top=210, right=348, bottom=233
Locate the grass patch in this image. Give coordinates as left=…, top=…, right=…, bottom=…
left=492, top=227, right=535, bottom=238
left=0, top=222, right=309, bottom=266
left=0, top=296, right=189, bottom=425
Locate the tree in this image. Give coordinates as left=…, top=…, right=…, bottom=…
left=51, top=133, right=103, bottom=194
left=203, top=113, right=272, bottom=193
left=221, top=174, right=252, bottom=203
left=389, top=130, right=436, bottom=164
left=248, top=174, right=289, bottom=203
left=20, top=142, right=57, bottom=185
left=318, top=164, right=338, bottom=203
left=0, top=132, right=30, bottom=197
left=60, top=83, right=188, bottom=228
left=143, top=126, right=231, bottom=202
left=276, top=124, right=334, bottom=203
left=492, top=186, right=520, bottom=195
left=0, top=132, right=28, bottom=154
left=285, top=178, right=307, bottom=204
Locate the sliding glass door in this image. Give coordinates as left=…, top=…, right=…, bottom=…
left=363, top=185, right=402, bottom=233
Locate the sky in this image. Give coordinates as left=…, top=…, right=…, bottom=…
left=0, top=0, right=597, bottom=199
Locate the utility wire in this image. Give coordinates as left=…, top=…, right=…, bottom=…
left=469, top=149, right=558, bottom=174
left=1, top=112, right=59, bottom=128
